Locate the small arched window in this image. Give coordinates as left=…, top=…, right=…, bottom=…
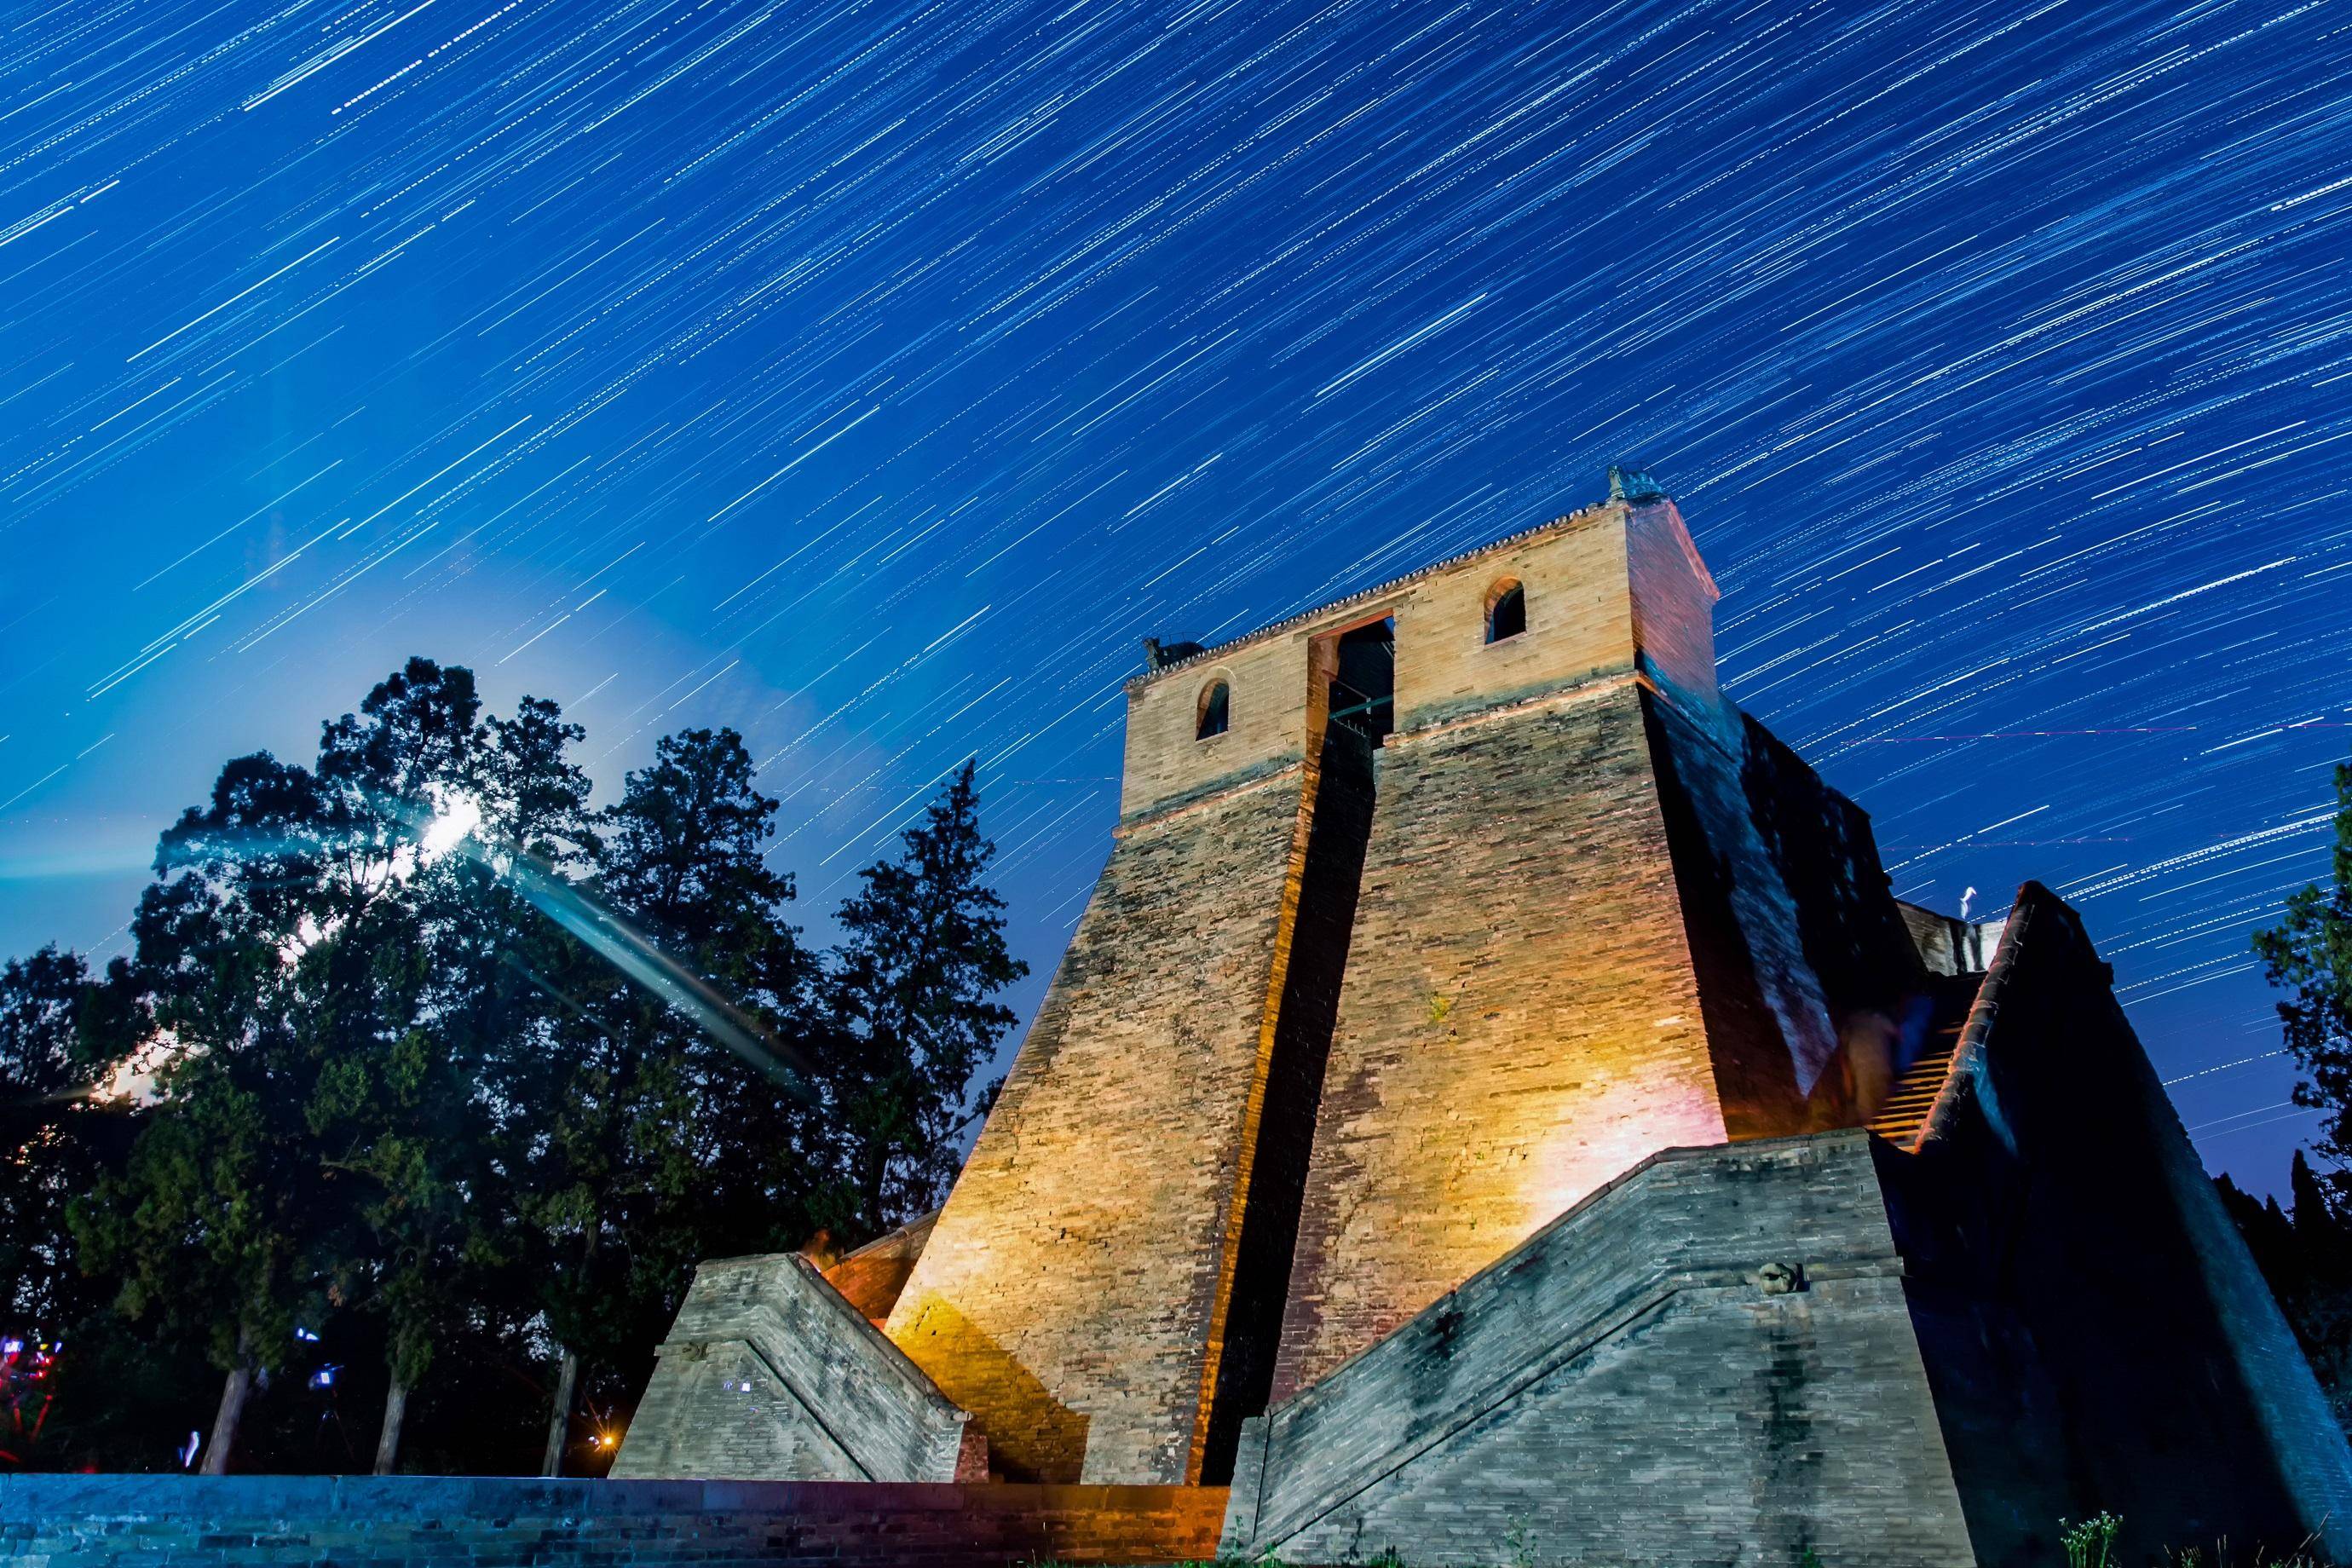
left=1196, top=679, right=1231, bottom=739
left=1486, top=579, right=1526, bottom=643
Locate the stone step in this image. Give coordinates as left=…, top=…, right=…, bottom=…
left=1866, top=1026, right=1965, bottom=1148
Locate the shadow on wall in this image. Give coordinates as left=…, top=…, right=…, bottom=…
left=889, top=1293, right=1089, bottom=1483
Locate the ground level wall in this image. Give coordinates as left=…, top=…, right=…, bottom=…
left=0, top=1475, right=1227, bottom=1568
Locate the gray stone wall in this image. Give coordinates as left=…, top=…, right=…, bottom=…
left=1899, top=884, right=2352, bottom=1565
left=612, top=1252, right=976, bottom=1483
left=1226, top=1132, right=1977, bottom=1568
left=0, top=1474, right=1228, bottom=1567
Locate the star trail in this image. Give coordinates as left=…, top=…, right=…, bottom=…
left=2, top=0, right=2348, bottom=1191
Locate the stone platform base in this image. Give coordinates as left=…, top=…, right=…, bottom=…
left=0, top=1474, right=1228, bottom=1567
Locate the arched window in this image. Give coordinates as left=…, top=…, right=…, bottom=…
left=1196, top=679, right=1231, bottom=739
left=1486, top=579, right=1526, bottom=643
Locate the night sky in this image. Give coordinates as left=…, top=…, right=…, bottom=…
left=3, top=0, right=2348, bottom=1195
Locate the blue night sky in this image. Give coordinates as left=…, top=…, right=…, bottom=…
left=2, top=0, right=2348, bottom=1195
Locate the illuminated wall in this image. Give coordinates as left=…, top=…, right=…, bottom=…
left=886, top=489, right=1922, bottom=1479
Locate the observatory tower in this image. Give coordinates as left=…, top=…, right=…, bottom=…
left=616, top=472, right=2352, bottom=1568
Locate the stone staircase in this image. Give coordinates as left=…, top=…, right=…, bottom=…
left=1865, top=1021, right=1963, bottom=1148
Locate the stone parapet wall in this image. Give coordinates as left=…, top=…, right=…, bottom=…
left=1229, top=1132, right=1974, bottom=1568
left=612, top=1252, right=976, bottom=1484
left=1899, top=883, right=2352, bottom=1565
left=0, top=1475, right=1228, bottom=1568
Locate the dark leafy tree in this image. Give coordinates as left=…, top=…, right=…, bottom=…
left=294, top=659, right=499, bottom=1473
left=3, top=949, right=114, bottom=1329
left=824, top=760, right=1027, bottom=1239
left=72, top=750, right=343, bottom=1474
left=73, top=659, right=499, bottom=1474
left=2, top=948, right=141, bottom=1466
left=2219, top=1152, right=2352, bottom=1431
left=20, top=669, right=1031, bottom=1476
left=488, top=726, right=817, bottom=1474
left=2256, top=759, right=2352, bottom=1196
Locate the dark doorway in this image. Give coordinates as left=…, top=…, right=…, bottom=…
left=1326, top=617, right=1395, bottom=744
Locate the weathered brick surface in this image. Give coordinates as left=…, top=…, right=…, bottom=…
left=612, top=1252, right=971, bottom=1483
left=1642, top=696, right=1931, bottom=1136
left=883, top=767, right=1314, bottom=1484
left=1227, top=1133, right=1975, bottom=1568
left=1271, top=677, right=1728, bottom=1399
left=0, top=1475, right=1227, bottom=1567
left=822, top=1209, right=938, bottom=1321
left=889, top=498, right=1735, bottom=1486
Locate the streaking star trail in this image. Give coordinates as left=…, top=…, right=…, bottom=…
left=1, top=0, right=2349, bottom=1193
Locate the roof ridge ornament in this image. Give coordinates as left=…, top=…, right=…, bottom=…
left=1608, top=464, right=1669, bottom=504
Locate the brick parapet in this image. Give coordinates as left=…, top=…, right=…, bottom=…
left=1116, top=499, right=1718, bottom=822
left=0, top=1475, right=1228, bottom=1568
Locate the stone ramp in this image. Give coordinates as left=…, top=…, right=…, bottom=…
left=614, top=1251, right=982, bottom=1483
left=1224, top=1131, right=1975, bottom=1568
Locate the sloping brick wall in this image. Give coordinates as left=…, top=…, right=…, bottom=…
left=612, top=1252, right=975, bottom=1483
left=1270, top=677, right=1729, bottom=1400
left=883, top=764, right=1315, bottom=1484
left=1228, top=1132, right=1975, bottom=1568
left=0, top=1475, right=1228, bottom=1568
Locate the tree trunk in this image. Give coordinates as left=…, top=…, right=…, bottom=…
left=202, top=1355, right=253, bottom=1476
left=541, top=1214, right=598, bottom=1477
left=539, top=1349, right=579, bottom=1478
left=373, top=1375, right=409, bottom=1475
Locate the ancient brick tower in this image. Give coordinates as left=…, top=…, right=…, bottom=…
left=616, top=473, right=2352, bottom=1568
left=873, top=470, right=1913, bottom=1486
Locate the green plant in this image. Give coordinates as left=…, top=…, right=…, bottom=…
left=2062, top=1513, right=2123, bottom=1568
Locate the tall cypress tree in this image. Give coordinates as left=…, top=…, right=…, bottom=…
left=824, top=761, right=1027, bottom=1241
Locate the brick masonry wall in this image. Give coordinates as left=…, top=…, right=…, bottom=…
left=612, top=1252, right=973, bottom=1483
left=1642, top=695, right=1932, bottom=1135
left=821, top=1208, right=938, bottom=1321
left=882, top=768, right=1313, bottom=1484
left=1270, top=677, right=1729, bottom=1400
left=0, top=1475, right=1228, bottom=1568
left=1225, top=1132, right=1976, bottom=1568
